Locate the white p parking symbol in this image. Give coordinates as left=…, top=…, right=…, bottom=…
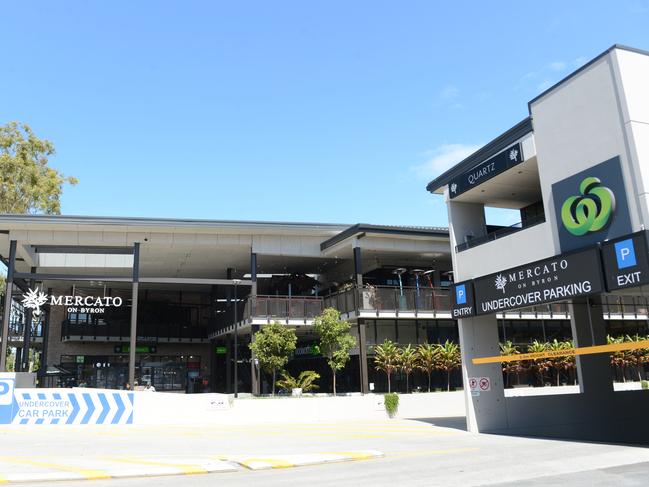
left=0, top=380, right=14, bottom=406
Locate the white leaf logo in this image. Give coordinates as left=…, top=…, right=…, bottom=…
left=494, top=274, right=507, bottom=294
left=509, top=148, right=519, bottom=161
left=21, top=288, right=49, bottom=317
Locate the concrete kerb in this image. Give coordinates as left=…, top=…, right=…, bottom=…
left=0, top=452, right=384, bottom=483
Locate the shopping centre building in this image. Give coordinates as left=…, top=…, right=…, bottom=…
left=427, top=45, right=649, bottom=443
left=2, top=46, right=649, bottom=442
left=0, top=216, right=459, bottom=394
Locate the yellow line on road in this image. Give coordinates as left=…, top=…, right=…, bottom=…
left=0, top=456, right=111, bottom=480
left=238, top=458, right=295, bottom=469
left=325, top=451, right=378, bottom=460
left=473, top=339, right=649, bottom=364
left=103, top=456, right=208, bottom=475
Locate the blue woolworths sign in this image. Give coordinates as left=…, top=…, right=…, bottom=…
left=0, top=376, right=134, bottom=425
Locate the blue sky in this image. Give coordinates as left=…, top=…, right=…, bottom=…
left=2, top=1, right=649, bottom=227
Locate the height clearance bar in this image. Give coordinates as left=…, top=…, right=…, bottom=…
left=472, top=339, right=649, bottom=365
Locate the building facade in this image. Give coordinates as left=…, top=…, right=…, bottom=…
left=0, top=216, right=459, bottom=394
left=428, top=45, right=649, bottom=443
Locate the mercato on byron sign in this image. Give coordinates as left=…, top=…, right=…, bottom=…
left=22, top=288, right=124, bottom=316
left=472, top=246, right=604, bottom=315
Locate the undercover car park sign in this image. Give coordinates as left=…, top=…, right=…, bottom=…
left=0, top=375, right=134, bottom=425
left=472, top=246, right=604, bottom=315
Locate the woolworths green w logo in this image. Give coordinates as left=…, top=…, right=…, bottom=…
left=560, top=177, right=615, bottom=236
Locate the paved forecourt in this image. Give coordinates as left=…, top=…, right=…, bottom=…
left=3, top=418, right=649, bottom=485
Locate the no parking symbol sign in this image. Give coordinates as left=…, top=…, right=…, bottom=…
left=469, top=377, right=491, bottom=392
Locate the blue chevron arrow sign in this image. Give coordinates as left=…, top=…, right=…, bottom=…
left=0, top=380, right=134, bottom=425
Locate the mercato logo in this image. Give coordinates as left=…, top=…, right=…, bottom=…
left=22, top=288, right=123, bottom=316
left=561, top=176, right=615, bottom=236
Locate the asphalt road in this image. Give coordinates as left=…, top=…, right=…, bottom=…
left=2, top=417, right=649, bottom=486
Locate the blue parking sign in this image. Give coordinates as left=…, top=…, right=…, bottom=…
left=456, top=284, right=466, bottom=305
left=615, top=239, right=637, bottom=269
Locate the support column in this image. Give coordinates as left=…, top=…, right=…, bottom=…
left=128, top=242, right=140, bottom=387
left=250, top=324, right=260, bottom=395
left=225, top=334, right=232, bottom=393
left=569, top=296, right=611, bottom=395
left=353, top=245, right=369, bottom=393
left=38, top=288, right=52, bottom=382
left=353, top=245, right=363, bottom=287
left=358, top=320, right=369, bottom=394
left=458, top=314, right=507, bottom=433
left=1, top=240, right=17, bottom=372
left=20, top=268, right=36, bottom=372
left=249, top=252, right=259, bottom=395
left=250, top=252, right=257, bottom=297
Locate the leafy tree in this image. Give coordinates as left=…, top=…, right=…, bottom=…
left=0, top=274, right=5, bottom=296
left=399, top=344, right=418, bottom=393
left=624, top=334, right=649, bottom=381
left=435, top=340, right=462, bottom=392
left=547, top=339, right=575, bottom=386
left=313, top=308, right=356, bottom=395
left=608, top=335, right=627, bottom=382
left=374, top=339, right=401, bottom=393
left=417, top=343, right=438, bottom=392
left=249, top=322, right=297, bottom=395
left=0, top=122, right=78, bottom=214
left=276, top=370, right=320, bottom=392
left=500, top=341, right=524, bottom=387
left=527, top=340, right=551, bottom=386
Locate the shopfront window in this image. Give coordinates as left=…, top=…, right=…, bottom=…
left=59, top=354, right=201, bottom=391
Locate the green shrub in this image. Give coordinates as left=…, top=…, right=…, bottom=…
left=384, top=393, right=399, bottom=418
left=276, top=370, right=320, bottom=392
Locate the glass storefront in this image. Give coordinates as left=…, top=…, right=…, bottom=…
left=60, top=354, right=201, bottom=391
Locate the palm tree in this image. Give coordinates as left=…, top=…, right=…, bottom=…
left=435, top=340, right=462, bottom=392
left=500, top=340, right=522, bottom=387
left=374, top=339, right=401, bottom=393
left=547, top=339, right=573, bottom=386
left=400, top=345, right=418, bottom=393
left=417, top=343, right=438, bottom=392
left=608, top=335, right=627, bottom=382
left=527, top=340, right=551, bottom=386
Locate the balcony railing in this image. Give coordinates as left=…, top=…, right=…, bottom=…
left=244, top=295, right=324, bottom=321
left=238, top=288, right=649, bottom=324
left=5, top=321, right=43, bottom=340
left=323, top=286, right=451, bottom=315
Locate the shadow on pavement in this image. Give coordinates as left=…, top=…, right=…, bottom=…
left=411, top=416, right=467, bottom=431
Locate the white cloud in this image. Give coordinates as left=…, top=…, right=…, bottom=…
left=412, top=143, right=482, bottom=179
left=537, top=79, right=554, bottom=91
left=548, top=61, right=567, bottom=71
left=439, top=85, right=460, bottom=100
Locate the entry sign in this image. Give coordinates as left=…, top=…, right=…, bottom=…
left=601, top=231, right=649, bottom=291
left=451, top=281, right=476, bottom=318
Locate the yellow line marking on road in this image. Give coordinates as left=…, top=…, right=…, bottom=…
left=103, top=456, right=208, bottom=475
left=325, top=451, right=378, bottom=460
left=473, top=339, right=649, bottom=364
left=238, top=458, right=295, bottom=469
left=0, top=456, right=111, bottom=480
